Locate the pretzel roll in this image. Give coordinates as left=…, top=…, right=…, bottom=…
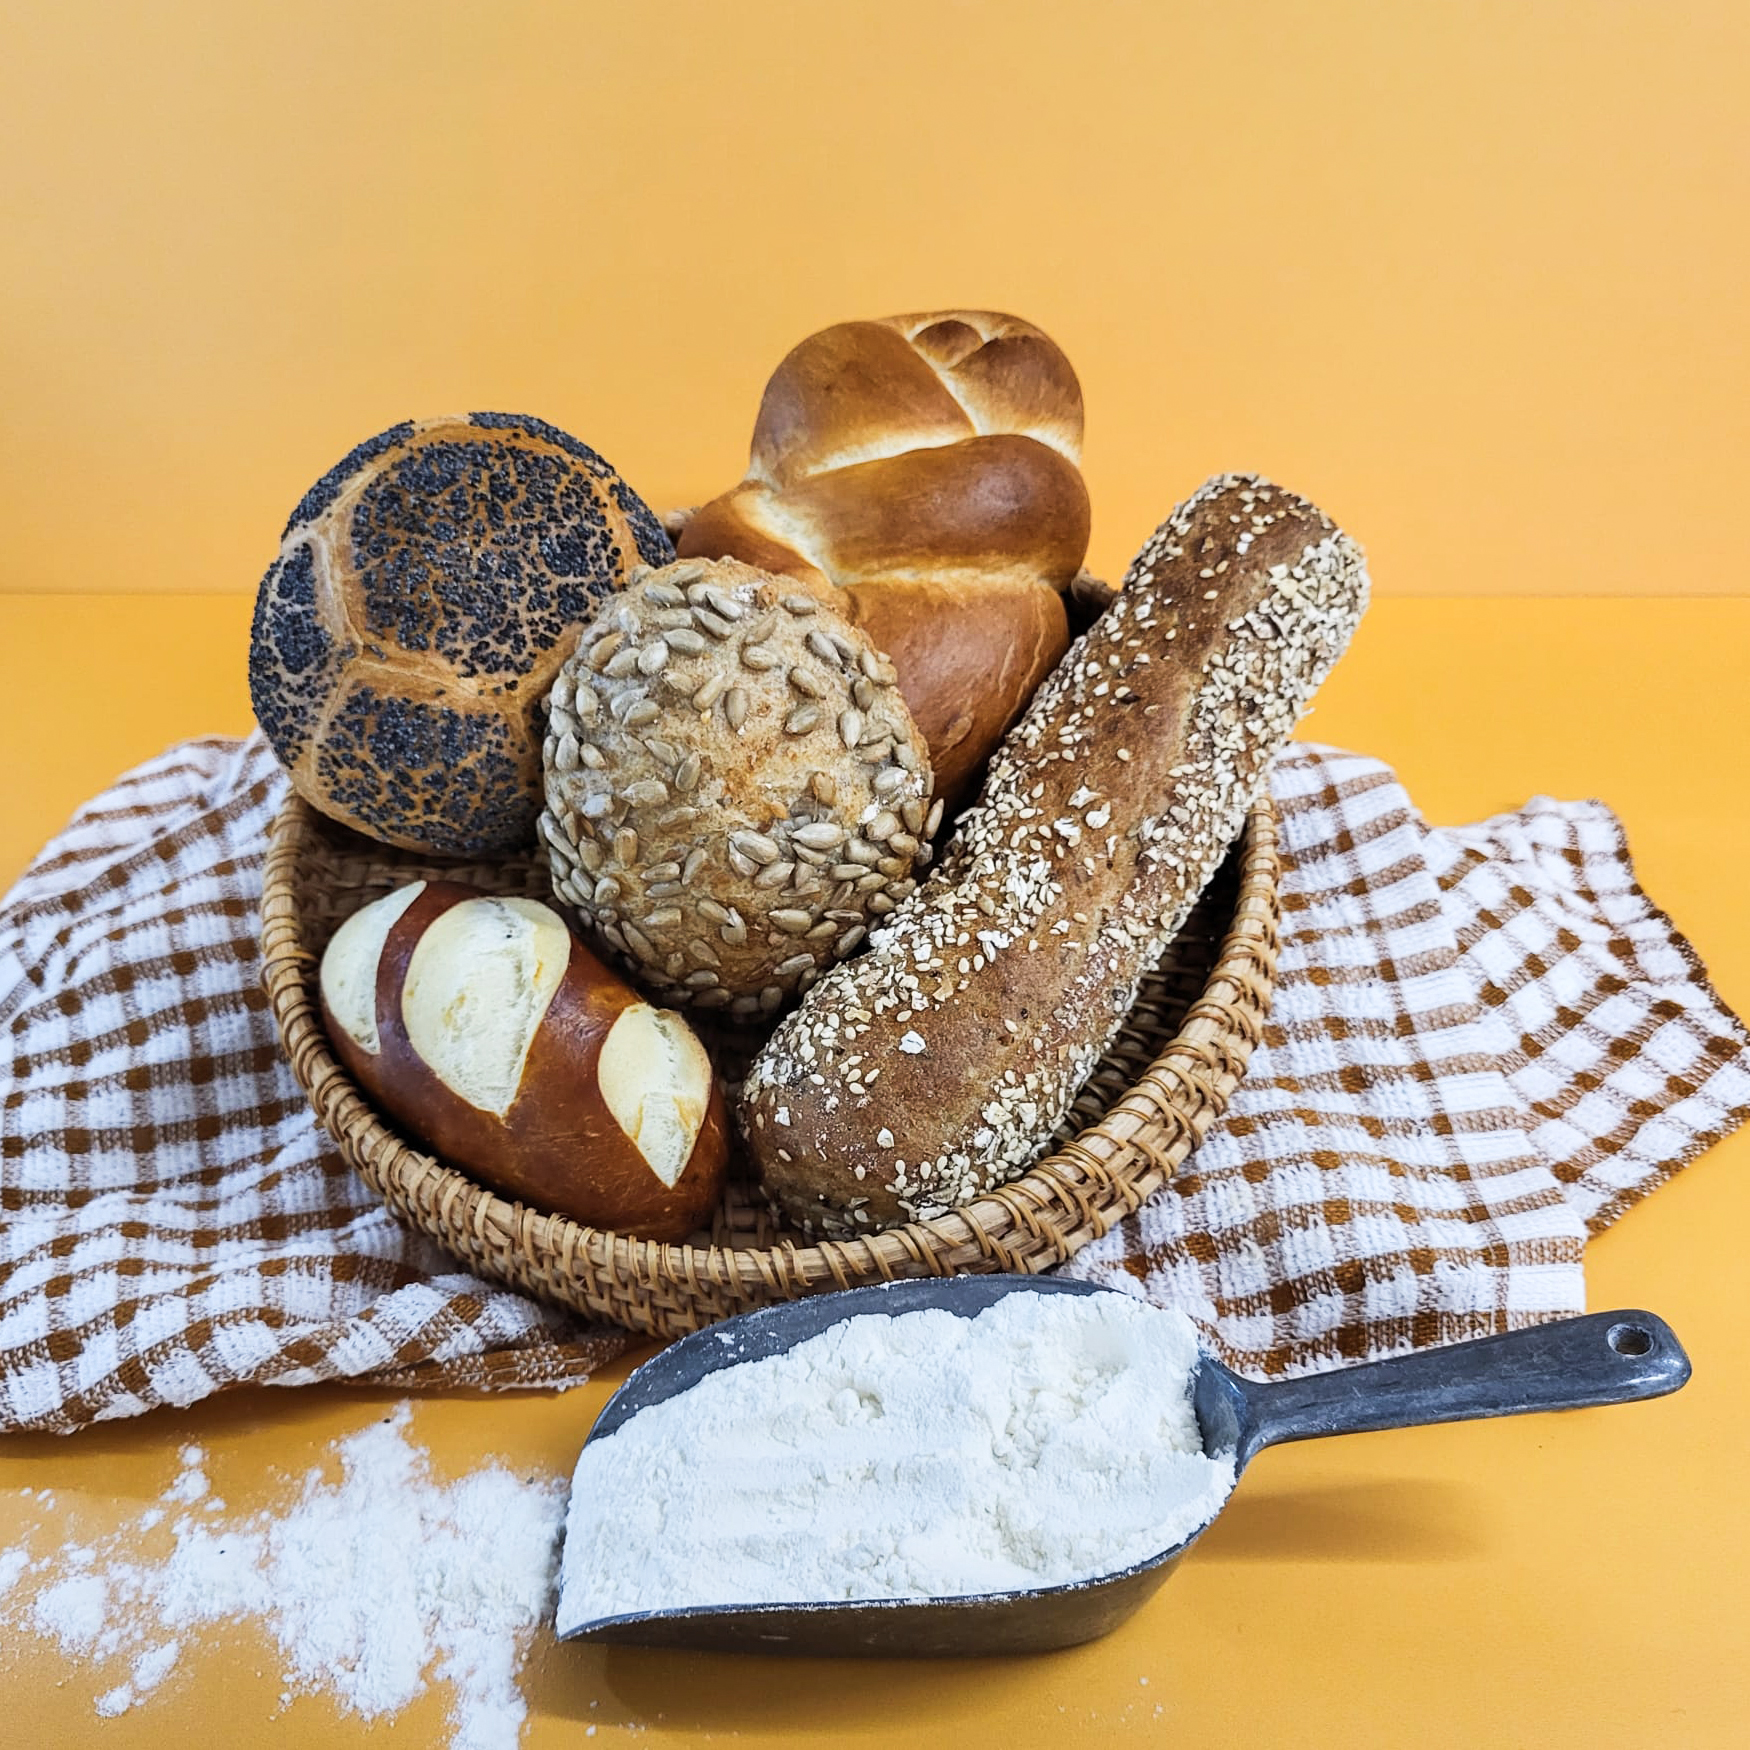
left=677, top=313, right=1091, bottom=813
left=320, top=880, right=730, bottom=1239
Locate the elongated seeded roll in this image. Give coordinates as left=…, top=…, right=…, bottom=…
left=739, top=473, right=1369, bottom=1234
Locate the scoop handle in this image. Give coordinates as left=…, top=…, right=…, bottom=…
left=1233, top=1309, right=1690, bottom=1467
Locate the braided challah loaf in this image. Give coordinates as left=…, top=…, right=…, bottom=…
left=677, top=312, right=1091, bottom=814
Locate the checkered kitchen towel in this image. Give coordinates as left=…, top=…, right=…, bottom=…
left=3, top=736, right=1747, bottom=1432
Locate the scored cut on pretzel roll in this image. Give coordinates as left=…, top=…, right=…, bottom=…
left=249, top=413, right=672, bottom=856
left=676, top=312, right=1091, bottom=813
left=739, top=474, right=1370, bottom=1235
left=539, top=557, right=937, bottom=1024
left=320, top=880, right=729, bottom=1240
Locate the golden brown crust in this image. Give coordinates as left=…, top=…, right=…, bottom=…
left=739, top=474, right=1370, bottom=1235
left=674, top=312, right=1089, bottom=825
left=324, top=881, right=729, bottom=1239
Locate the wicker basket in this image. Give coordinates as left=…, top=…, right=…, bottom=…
left=259, top=793, right=1281, bottom=1340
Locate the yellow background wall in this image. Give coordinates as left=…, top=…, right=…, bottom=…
left=2, top=1, right=1745, bottom=598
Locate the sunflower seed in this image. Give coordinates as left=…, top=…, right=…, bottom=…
left=683, top=969, right=720, bottom=988
left=672, top=753, right=702, bottom=793
left=554, top=731, right=580, bottom=772
left=866, top=810, right=901, bottom=841
left=894, top=741, right=920, bottom=773
left=625, top=779, right=669, bottom=807
left=727, top=847, right=757, bottom=878
left=721, top=920, right=749, bottom=947
left=636, top=642, right=667, bottom=676
left=730, top=830, right=781, bottom=864
left=606, top=646, right=643, bottom=679
left=792, top=821, right=846, bottom=851
left=693, top=672, right=728, bottom=710
left=781, top=594, right=818, bottom=616
left=621, top=923, right=656, bottom=962
left=572, top=686, right=599, bottom=722
left=581, top=793, right=615, bottom=820
left=741, top=643, right=779, bottom=672
left=549, top=672, right=575, bottom=712
left=837, top=708, right=863, bottom=749
left=646, top=882, right=683, bottom=898
left=599, top=922, right=628, bottom=951
left=698, top=898, right=731, bottom=923
left=657, top=806, right=699, bottom=829
left=593, top=875, right=622, bottom=905
left=693, top=606, right=736, bottom=640
left=642, top=737, right=678, bottom=768
left=731, top=994, right=763, bottom=1019
left=700, top=587, right=742, bottom=621
left=845, top=837, right=881, bottom=866
left=834, top=924, right=867, bottom=956
left=785, top=703, right=821, bottom=736
left=876, top=855, right=909, bottom=878
left=742, top=610, right=778, bottom=643
left=644, top=860, right=682, bottom=883
left=668, top=561, right=708, bottom=586
left=665, top=627, right=707, bottom=656
left=725, top=687, right=750, bottom=730
left=575, top=840, right=605, bottom=874
left=856, top=870, right=888, bottom=892
left=768, top=909, right=813, bottom=935
left=579, top=743, right=605, bottom=769
left=754, top=859, right=796, bottom=889
left=613, top=827, right=638, bottom=864
left=901, top=798, right=926, bottom=833
left=805, top=630, right=840, bottom=665
left=586, top=631, right=623, bottom=670
left=643, top=581, right=686, bottom=608
left=808, top=771, right=837, bottom=806
left=645, top=907, right=683, bottom=930
left=774, top=953, right=815, bottom=978
left=830, top=862, right=864, bottom=881
left=677, top=848, right=705, bottom=884
left=887, top=831, right=920, bottom=858
left=868, top=892, right=896, bottom=914
left=624, top=699, right=659, bottom=727
left=851, top=677, right=876, bottom=711
left=688, top=937, right=721, bottom=966
left=925, top=799, right=945, bottom=837
left=872, top=766, right=907, bottom=796
left=787, top=666, right=823, bottom=698
left=692, top=988, right=731, bottom=1009
left=801, top=920, right=835, bottom=942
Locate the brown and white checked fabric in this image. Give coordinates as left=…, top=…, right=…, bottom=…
left=2, top=735, right=1747, bottom=1433
left=1060, top=745, right=1750, bottom=1372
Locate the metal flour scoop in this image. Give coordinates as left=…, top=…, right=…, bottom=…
left=557, top=1275, right=1689, bottom=1657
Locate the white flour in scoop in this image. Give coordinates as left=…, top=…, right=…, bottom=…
left=558, top=1291, right=1236, bottom=1628
left=0, top=1406, right=566, bottom=1749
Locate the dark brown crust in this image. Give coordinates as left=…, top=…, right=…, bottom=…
left=740, top=475, right=1369, bottom=1234
left=323, top=881, right=729, bottom=1240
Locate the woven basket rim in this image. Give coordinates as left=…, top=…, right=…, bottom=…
left=259, top=792, right=1281, bottom=1335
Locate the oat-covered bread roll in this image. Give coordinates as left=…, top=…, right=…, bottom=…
left=676, top=312, right=1090, bottom=813
left=740, top=475, right=1370, bottom=1234
left=539, top=558, right=938, bottom=1023
left=249, top=413, right=671, bottom=856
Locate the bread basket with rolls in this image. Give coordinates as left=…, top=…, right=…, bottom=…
left=256, top=318, right=1367, bottom=1339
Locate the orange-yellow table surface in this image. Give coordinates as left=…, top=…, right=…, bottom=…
left=2, top=594, right=1747, bottom=1748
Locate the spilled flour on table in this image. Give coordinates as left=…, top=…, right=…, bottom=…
left=0, top=1406, right=567, bottom=1749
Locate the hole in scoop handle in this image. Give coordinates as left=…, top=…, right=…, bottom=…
left=1234, top=1309, right=1690, bottom=1466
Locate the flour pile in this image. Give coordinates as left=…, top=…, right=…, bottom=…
left=559, top=1291, right=1235, bottom=1628
left=0, top=1407, right=565, bottom=1750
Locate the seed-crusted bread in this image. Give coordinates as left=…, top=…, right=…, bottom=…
left=539, top=558, right=938, bottom=1023
left=248, top=413, right=671, bottom=856
left=739, top=474, right=1370, bottom=1233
